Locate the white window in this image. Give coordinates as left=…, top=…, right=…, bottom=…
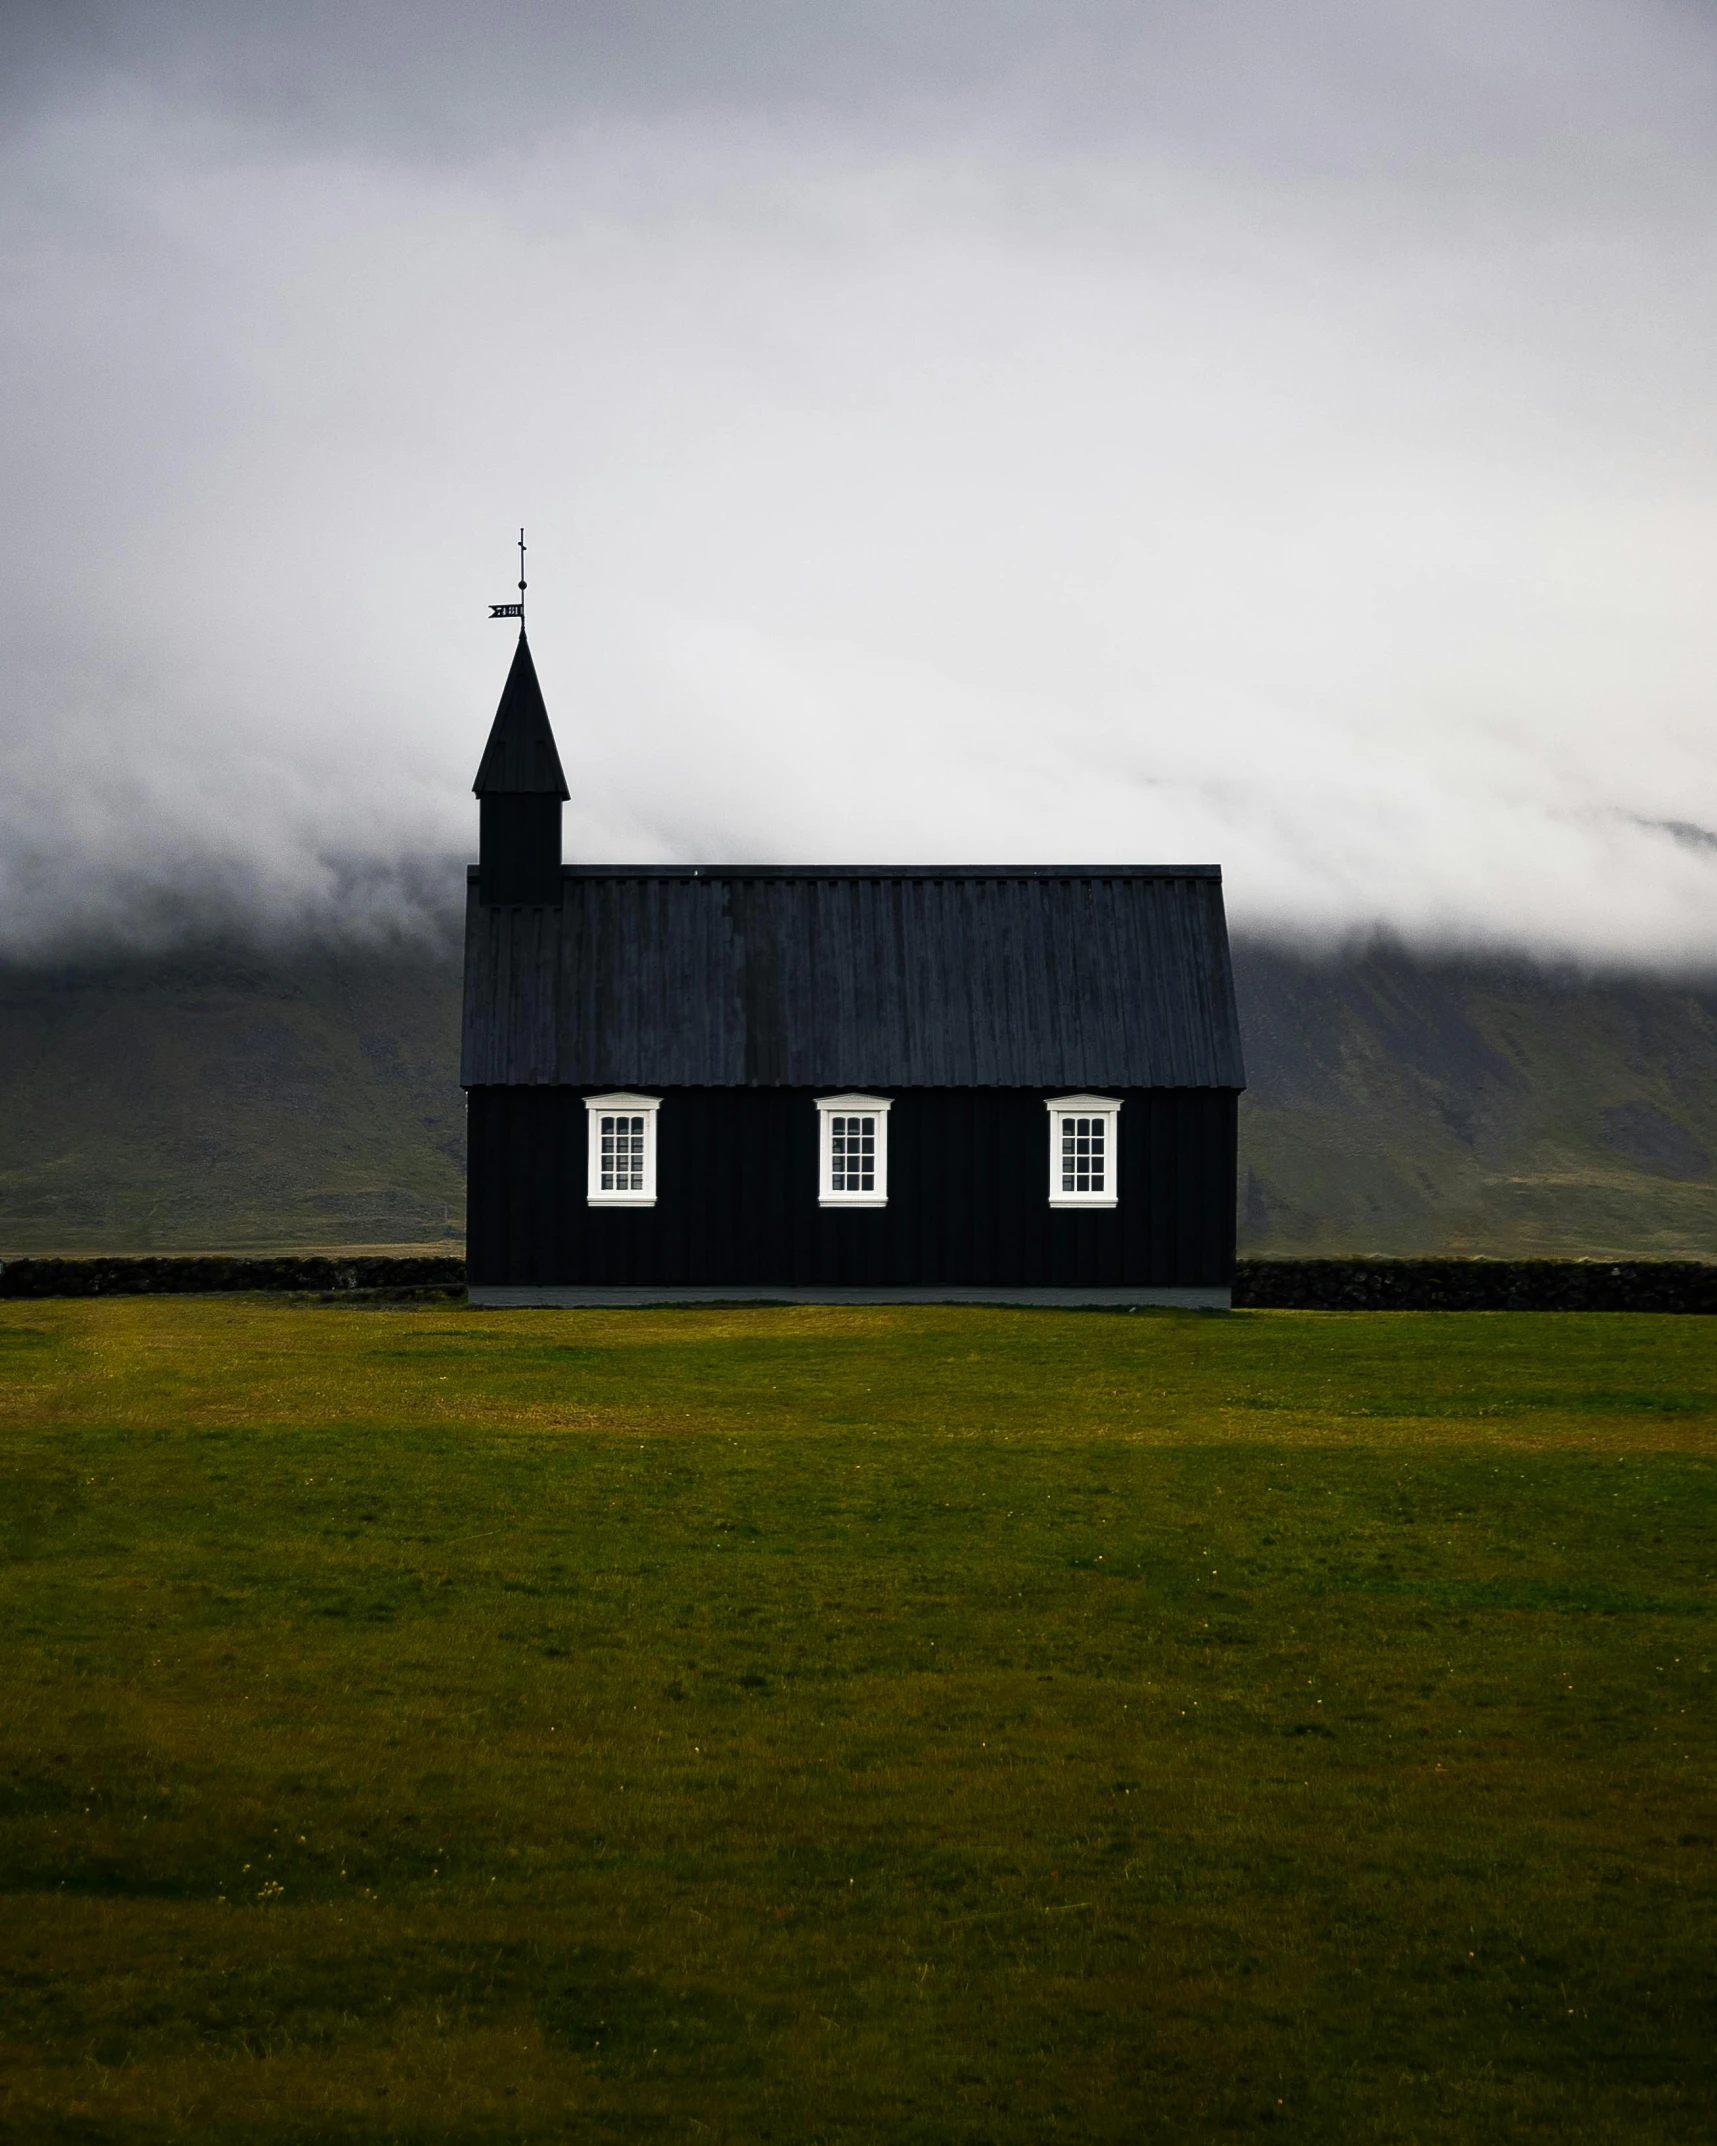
left=585, top=1092, right=661, bottom=1206
left=1046, top=1095, right=1121, bottom=1207
left=816, top=1093, right=892, bottom=1207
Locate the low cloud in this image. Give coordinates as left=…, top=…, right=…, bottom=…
left=3, top=1, right=1717, bottom=963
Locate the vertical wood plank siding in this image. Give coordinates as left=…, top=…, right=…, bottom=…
left=467, top=1087, right=1237, bottom=1290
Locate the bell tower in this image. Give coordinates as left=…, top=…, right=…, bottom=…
left=472, top=533, right=568, bottom=906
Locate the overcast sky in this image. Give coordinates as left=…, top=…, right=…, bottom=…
left=3, top=0, right=1716, bottom=960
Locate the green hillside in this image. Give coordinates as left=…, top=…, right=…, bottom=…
left=1237, top=941, right=1717, bottom=1258
left=0, top=944, right=464, bottom=1255
left=1, top=935, right=1714, bottom=1257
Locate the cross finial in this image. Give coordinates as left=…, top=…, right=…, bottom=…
left=488, top=526, right=529, bottom=627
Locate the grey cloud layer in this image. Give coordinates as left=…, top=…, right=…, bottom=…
left=11, top=1, right=1716, bottom=174
left=3, top=1, right=1716, bottom=959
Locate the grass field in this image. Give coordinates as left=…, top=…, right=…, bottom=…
left=1, top=1298, right=1713, bottom=2142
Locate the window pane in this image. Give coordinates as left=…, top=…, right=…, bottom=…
left=598, top=1111, right=647, bottom=1192
left=1059, top=1112, right=1107, bottom=1194
left=829, top=1111, right=878, bottom=1193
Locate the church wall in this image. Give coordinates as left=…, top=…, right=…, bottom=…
left=465, top=1085, right=1237, bottom=1290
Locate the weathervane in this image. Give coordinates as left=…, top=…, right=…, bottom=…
left=488, top=529, right=527, bottom=625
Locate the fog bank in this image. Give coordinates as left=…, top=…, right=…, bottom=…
left=4, top=1, right=1716, bottom=961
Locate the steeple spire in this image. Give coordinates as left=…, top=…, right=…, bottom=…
left=472, top=632, right=568, bottom=799
left=474, top=533, right=567, bottom=905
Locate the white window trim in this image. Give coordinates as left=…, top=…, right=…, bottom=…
left=585, top=1092, right=661, bottom=1207
left=816, top=1093, right=892, bottom=1208
left=1046, top=1094, right=1121, bottom=1208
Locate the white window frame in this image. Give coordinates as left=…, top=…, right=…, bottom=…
left=585, top=1092, right=661, bottom=1207
left=816, top=1093, right=892, bottom=1207
left=1046, top=1094, right=1121, bottom=1208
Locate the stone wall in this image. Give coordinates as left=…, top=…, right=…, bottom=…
left=1232, top=1258, right=1717, bottom=1312
left=3, top=1253, right=1716, bottom=1309
left=0, top=1255, right=465, bottom=1297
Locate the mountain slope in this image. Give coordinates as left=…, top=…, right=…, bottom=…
left=1, top=936, right=1714, bottom=1258
left=1236, top=940, right=1717, bottom=1256
left=0, top=946, right=464, bottom=1253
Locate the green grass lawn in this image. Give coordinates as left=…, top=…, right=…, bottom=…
left=1, top=1298, right=1713, bottom=2142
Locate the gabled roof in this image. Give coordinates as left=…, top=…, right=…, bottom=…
left=471, top=634, right=569, bottom=797
left=461, top=867, right=1245, bottom=1090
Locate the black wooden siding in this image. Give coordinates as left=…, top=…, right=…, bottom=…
left=467, top=1086, right=1236, bottom=1289
left=461, top=868, right=1244, bottom=1092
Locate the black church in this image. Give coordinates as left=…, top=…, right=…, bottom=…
left=462, top=627, right=1244, bottom=1306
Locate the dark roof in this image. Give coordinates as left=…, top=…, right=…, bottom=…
left=472, top=634, right=569, bottom=797
left=461, top=867, right=1245, bottom=1089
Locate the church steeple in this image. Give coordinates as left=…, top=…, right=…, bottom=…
left=473, top=633, right=568, bottom=905
left=473, top=533, right=568, bottom=906
left=473, top=631, right=568, bottom=799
